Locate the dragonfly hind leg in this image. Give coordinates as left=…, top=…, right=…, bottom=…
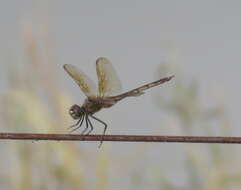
left=90, top=115, right=108, bottom=148
left=86, top=116, right=94, bottom=135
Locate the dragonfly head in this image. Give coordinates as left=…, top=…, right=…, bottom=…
left=69, top=104, right=84, bottom=120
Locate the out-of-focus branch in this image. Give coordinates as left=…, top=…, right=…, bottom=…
left=0, top=133, right=241, bottom=144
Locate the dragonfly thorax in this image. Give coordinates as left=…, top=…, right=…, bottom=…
left=69, top=104, right=85, bottom=120
left=82, top=98, right=103, bottom=114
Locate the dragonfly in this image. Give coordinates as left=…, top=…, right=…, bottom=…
left=63, top=57, right=174, bottom=146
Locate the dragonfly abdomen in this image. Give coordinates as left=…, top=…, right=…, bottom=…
left=110, top=75, right=174, bottom=101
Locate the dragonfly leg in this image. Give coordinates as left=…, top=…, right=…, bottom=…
left=86, top=116, right=94, bottom=135
left=68, top=118, right=81, bottom=129
left=81, top=115, right=89, bottom=135
left=89, top=115, right=107, bottom=148
left=69, top=116, right=84, bottom=133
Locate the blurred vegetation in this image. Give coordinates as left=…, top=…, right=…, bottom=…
left=0, top=24, right=240, bottom=190
left=151, top=59, right=241, bottom=190
left=0, top=24, right=109, bottom=190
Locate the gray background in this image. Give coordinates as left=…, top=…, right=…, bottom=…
left=1, top=0, right=240, bottom=131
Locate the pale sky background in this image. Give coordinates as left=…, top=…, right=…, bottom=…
left=0, top=1, right=241, bottom=187
left=1, top=1, right=240, bottom=131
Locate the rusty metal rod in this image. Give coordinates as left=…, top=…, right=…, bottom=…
left=0, top=133, right=240, bottom=144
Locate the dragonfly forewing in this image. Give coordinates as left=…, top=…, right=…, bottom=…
left=63, top=64, right=98, bottom=97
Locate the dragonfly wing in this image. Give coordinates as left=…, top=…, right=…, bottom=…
left=96, top=57, right=122, bottom=96
left=63, top=64, right=97, bottom=97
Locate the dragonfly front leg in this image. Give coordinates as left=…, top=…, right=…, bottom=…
left=69, top=116, right=85, bottom=133
left=68, top=117, right=82, bottom=129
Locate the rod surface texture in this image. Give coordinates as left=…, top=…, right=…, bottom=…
left=0, top=133, right=241, bottom=144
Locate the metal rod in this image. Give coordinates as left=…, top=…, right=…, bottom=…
left=0, top=133, right=241, bottom=144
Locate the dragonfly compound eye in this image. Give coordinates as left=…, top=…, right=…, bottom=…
left=69, top=104, right=82, bottom=120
